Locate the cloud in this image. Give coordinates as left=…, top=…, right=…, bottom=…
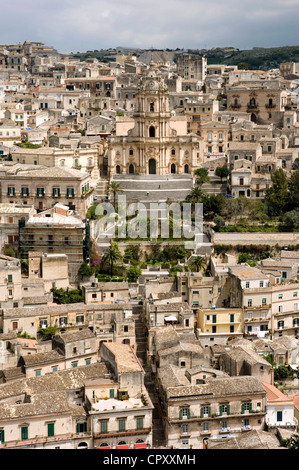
left=0, top=0, right=298, bottom=52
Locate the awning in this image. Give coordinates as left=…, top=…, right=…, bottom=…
left=98, top=446, right=111, bottom=449
left=164, top=316, right=177, bottom=322
left=116, top=445, right=129, bottom=449
left=134, top=443, right=147, bottom=449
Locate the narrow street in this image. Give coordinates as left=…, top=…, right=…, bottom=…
left=134, top=311, right=166, bottom=448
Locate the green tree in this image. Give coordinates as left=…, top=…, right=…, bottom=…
left=189, top=256, right=207, bottom=273
left=194, top=168, right=210, bottom=185
left=185, top=186, right=206, bottom=204
left=215, top=165, right=230, bottom=182
left=288, top=170, right=299, bottom=209
left=238, top=62, right=249, bottom=70
left=265, top=169, right=288, bottom=216
left=123, top=245, right=141, bottom=264
left=78, top=262, right=95, bottom=278
left=106, top=181, right=123, bottom=208
left=103, top=243, right=122, bottom=276
left=126, top=265, right=142, bottom=282
left=39, top=326, right=56, bottom=340
left=281, top=209, right=299, bottom=231
left=169, top=265, right=184, bottom=276
left=281, top=434, right=299, bottom=449
left=214, top=216, right=225, bottom=231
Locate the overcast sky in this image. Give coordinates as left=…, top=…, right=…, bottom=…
left=1, top=0, right=299, bottom=53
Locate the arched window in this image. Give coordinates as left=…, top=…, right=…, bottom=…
left=148, top=158, right=156, bottom=174
left=60, top=160, right=65, bottom=167
left=129, top=164, right=134, bottom=174
left=150, top=102, right=154, bottom=112
left=116, top=165, right=121, bottom=174
left=75, top=159, right=79, bottom=167
left=184, top=164, right=189, bottom=174
left=171, top=149, right=175, bottom=155
left=171, top=163, right=176, bottom=174
left=149, top=126, right=155, bottom=138
left=129, top=149, right=134, bottom=156
left=250, top=97, right=256, bottom=106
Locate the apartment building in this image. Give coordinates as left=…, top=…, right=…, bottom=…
left=156, top=366, right=266, bottom=449
left=0, top=163, right=93, bottom=215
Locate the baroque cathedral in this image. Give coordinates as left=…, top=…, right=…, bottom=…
left=108, top=64, right=202, bottom=176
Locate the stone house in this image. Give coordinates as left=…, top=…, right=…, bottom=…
left=218, top=346, right=274, bottom=385
left=156, top=365, right=267, bottom=449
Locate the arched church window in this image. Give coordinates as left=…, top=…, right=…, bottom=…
left=149, top=126, right=155, bottom=138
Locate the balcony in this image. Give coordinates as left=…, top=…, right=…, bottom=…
left=231, top=103, right=241, bottom=109
left=247, top=103, right=258, bottom=110
left=265, top=103, right=276, bottom=109
left=94, top=428, right=151, bottom=439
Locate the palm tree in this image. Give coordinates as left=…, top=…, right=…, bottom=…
left=106, top=181, right=123, bottom=208
left=185, top=186, right=206, bottom=204
left=189, top=255, right=207, bottom=273
left=103, top=243, right=122, bottom=276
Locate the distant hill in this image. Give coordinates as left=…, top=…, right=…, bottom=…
left=70, top=45, right=299, bottom=70
left=205, top=45, right=299, bottom=70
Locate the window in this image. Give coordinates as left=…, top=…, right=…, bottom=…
left=22, top=187, right=29, bottom=196
left=118, top=419, right=126, bottom=432
left=277, top=411, right=283, bottom=422
left=182, top=424, right=188, bottom=434
left=241, top=402, right=252, bottom=413
left=72, top=361, right=78, bottom=368
left=52, top=366, right=58, bottom=372
left=294, top=292, right=298, bottom=297
left=35, top=369, right=41, bottom=377
left=77, top=422, right=87, bottom=434
left=124, top=325, right=128, bottom=332
left=21, top=426, right=28, bottom=440
left=201, top=406, right=210, bottom=418
left=230, top=314, right=234, bottom=323
left=278, top=305, right=283, bottom=313
left=262, top=298, right=267, bottom=305
left=67, top=187, right=74, bottom=197
left=203, top=422, right=209, bottom=432
left=85, top=358, right=91, bottom=365
left=260, top=281, right=264, bottom=288
left=0, top=429, right=4, bottom=444
left=278, top=294, right=283, bottom=300
left=36, top=187, right=44, bottom=197
left=52, top=187, right=60, bottom=197
left=246, top=282, right=250, bottom=288
left=7, top=187, right=15, bottom=196
left=180, top=407, right=190, bottom=419
left=248, top=299, right=252, bottom=307
left=100, top=421, right=108, bottom=433
left=40, top=319, right=48, bottom=329
left=136, top=417, right=144, bottom=430
left=212, top=325, right=217, bottom=333
left=220, top=404, right=230, bottom=415
left=48, top=423, right=55, bottom=437
left=212, top=314, right=217, bottom=323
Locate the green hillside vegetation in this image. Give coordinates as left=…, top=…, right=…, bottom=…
left=205, top=45, right=299, bottom=70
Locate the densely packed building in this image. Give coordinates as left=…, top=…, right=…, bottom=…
left=1, top=40, right=299, bottom=449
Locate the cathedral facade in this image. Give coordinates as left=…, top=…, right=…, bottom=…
left=108, top=66, right=202, bottom=176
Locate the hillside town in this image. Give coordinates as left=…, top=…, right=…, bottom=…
left=1, top=40, right=299, bottom=450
